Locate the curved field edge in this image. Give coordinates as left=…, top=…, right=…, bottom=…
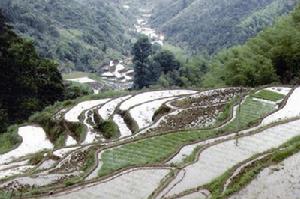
left=0, top=86, right=270, bottom=154
left=97, top=94, right=278, bottom=177
left=0, top=86, right=290, bottom=198
left=0, top=90, right=129, bottom=154
left=29, top=90, right=129, bottom=146
left=148, top=116, right=300, bottom=199
left=204, top=134, right=300, bottom=199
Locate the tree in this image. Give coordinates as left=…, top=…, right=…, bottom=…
left=0, top=11, right=64, bottom=132
left=179, top=56, right=208, bottom=87
left=132, top=37, right=152, bottom=89
left=154, top=50, right=180, bottom=74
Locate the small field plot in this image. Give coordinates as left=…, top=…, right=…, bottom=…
left=149, top=88, right=248, bottom=132
left=252, top=89, right=285, bottom=102
left=129, top=97, right=175, bottom=130
left=65, top=99, right=110, bottom=122
left=155, top=104, right=224, bottom=131
left=262, top=87, right=300, bottom=125
left=170, top=88, right=245, bottom=109
left=63, top=72, right=93, bottom=80
left=98, top=95, right=132, bottom=120
left=223, top=97, right=275, bottom=132
left=48, top=169, right=170, bottom=199
left=0, top=126, right=53, bottom=165
left=99, top=130, right=213, bottom=177
left=119, top=90, right=197, bottom=111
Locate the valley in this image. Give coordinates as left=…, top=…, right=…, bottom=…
left=65, top=7, right=165, bottom=92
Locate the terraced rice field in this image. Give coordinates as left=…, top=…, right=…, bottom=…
left=158, top=120, right=300, bottom=198
left=2, top=86, right=300, bottom=199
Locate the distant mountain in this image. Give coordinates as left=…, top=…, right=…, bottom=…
left=203, top=3, right=300, bottom=87
left=0, top=0, right=135, bottom=72
left=150, top=0, right=297, bottom=54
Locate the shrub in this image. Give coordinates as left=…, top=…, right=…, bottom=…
left=65, top=122, right=86, bottom=142
left=64, top=82, right=93, bottom=100
left=152, top=104, right=171, bottom=121
left=96, top=120, right=119, bottom=139
left=29, top=152, right=45, bottom=165
left=122, top=111, right=139, bottom=134
left=217, top=101, right=233, bottom=122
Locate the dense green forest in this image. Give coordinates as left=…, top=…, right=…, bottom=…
left=0, top=11, right=65, bottom=132
left=150, top=0, right=297, bottom=54
left=0, top=0, right=134, bottom=72
left=203, top=5, right=300, bottom=87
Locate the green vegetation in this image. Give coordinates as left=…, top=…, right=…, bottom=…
left=0, top=125, right=21, bottom=154
left=81, top=148, right=97, bottom=172
left=121, top=111, right=139, bottom=134
left=204, top=5, right=300, bottom=86
left=132, top=36, right=154, bottom=89
left=0, top=11, right=64, bottom=133
left=216, top=101, right=234, bottom=123
left=0, top=0, right=133, bottom=71
left=99, top=130, right=213, bottom=176
left=27, top=89, right=128, bottom=146
left=96, top=120, right=119, bottom=139
left=252, top=89, right=285, bottom=102
left=152, top=104, right=171, bottom=121
left=98, top=95, right=276, bottom=176
left=29, top=151, right=45, bottom=165
left=150, top=0, right=296, bottom=54
left=63, top=176, right=83, bottom=187
left=62, top=72, right=94, bottom=79
left=29, top=103, right=87, bottom=145
left=181, top=145, right=202, bottom=166
left=29, top=107, right=69, bottom=144
left=64, top=82, right=93, bottom=100
left=0, top=192, right=11, bottom=199
left=66, top=122, right=86, bottom=142
left=223, top=97, right=275, bottom=131
left=207, top=135, right=300, bottom=199
left=132, top=37, right=189, bottom=89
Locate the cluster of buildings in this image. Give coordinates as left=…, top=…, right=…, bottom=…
left=100, top=60, right=134, bottom=89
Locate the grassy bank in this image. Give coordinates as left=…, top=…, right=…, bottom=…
left=0, top=125, right=21, bottom=155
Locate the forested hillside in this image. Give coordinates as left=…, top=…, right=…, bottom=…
left=0, top=11, right=64, bottom=132
left=203, top=5, right=300, bottom=87
left=0, top=0, right=134, bottom=72
left=150, top=0, right=297, bottom=54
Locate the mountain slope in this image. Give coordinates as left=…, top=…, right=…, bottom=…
left=0, top=0, right=134, bottom=72
left=203, top=4, right=300, bottom=87
left=150, top=0, right=297, bottom=54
